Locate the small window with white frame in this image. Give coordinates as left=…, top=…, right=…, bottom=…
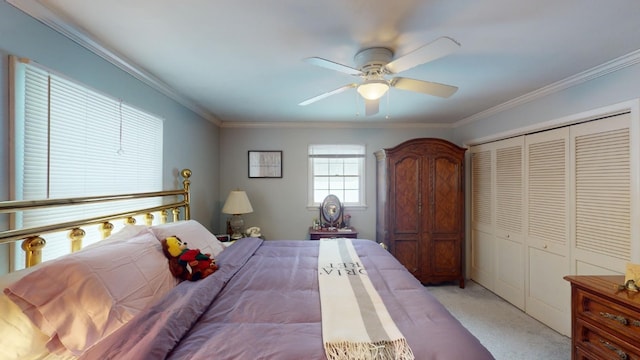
left=308, top=144, right=366, bottom=207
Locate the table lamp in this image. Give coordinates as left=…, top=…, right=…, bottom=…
left=222, top=190, right=253, bottom=240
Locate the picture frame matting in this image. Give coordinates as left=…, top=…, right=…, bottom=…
left=248, top=150, right=282, bottom=178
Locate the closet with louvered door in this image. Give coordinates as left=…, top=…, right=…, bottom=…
left=470, top=137, right=526, bottom=308
left=524, top=127, right=571, bottom=336
left=470, top=110, right=637, bottom=337
left=470, top=144, right=494, bottom=290
left=493, top=137, right=525, bottom=310
left=570, top=113, right=632, bottom=276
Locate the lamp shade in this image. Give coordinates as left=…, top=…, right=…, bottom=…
left=222, top=190, right=253, bottom=215
left=357, top=80, right=389, bottom=100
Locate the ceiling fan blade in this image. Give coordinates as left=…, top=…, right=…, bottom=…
left=304, top=57, right=362, bottom=76
left=365, top=99, right=379, bottom=116
left=298, top=83, right=357, bottom=106
left=391, top=77, right=458, bottom=98
left=384, top=36, right=460, bottom=74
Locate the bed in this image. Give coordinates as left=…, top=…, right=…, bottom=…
left=0, top=169, right=493, bottom=360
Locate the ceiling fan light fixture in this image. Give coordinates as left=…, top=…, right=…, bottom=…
left=357, top=80, right=389, bottom=100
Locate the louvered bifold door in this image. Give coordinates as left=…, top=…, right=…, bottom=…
left=470, top=144, right=494, bottom=289
left=525, top=127, right=571, bottom=336
left=571, top=113, right=632, bottom=275
left=494, top=136, right=525, bottom=309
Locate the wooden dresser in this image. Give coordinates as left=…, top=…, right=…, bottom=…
left=564, top=275, right=640, bottom=360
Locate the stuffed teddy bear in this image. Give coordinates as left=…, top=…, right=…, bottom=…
left=161, top=236, right=218, bottom=281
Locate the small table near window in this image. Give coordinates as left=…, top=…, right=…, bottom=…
left=309, top=227, right=358, bottom=240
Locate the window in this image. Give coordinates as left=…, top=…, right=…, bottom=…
left=308, top=144, right=366, bottom=207
left=10, top=57, right=163, bottom=271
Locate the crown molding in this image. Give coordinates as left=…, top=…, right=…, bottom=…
left=12, top=0, right=639, bottom=131
left=462, top=99, right=637, bottom=147
left=7, top=0, right=222, bottom=126
left=454, top=49, right=640, bottom=128
left=219, top=120, right=454, bottom=129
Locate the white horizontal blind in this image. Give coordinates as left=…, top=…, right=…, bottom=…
left=471, top=150, right=492, bottom=227
left=496, top=145, right=523, bottom=233
left=575, top=128, right=631, bottom=260
left=527, top=138, right=567, bottom=245
left=12, top=59, right=163, bottom=270
left=308, top=144, right=365, bottom=206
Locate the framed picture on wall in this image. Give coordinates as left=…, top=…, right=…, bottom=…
left=248, top=150, right=282, bottom=178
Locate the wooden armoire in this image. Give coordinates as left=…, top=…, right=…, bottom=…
left=375, top=138, right=466, bottom=287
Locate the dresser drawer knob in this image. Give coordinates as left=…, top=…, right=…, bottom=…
left=600, top=311, right=628, bottom=325
left=599, top=339, right=628, bottom=360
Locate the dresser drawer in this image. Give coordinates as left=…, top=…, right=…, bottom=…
left=577, top=288, right=640, bottom=344
left=576, top=318, right=640, bottom=360
left=575, top=347, right=604, bottom=360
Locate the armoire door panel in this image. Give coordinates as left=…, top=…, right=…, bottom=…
left=394, top=240, right=418, bottom=274
left=421, top=158, right=433, bottom=233
left=433, top=157, right=462, bottom=233
left=432, top=238, right=461, bottom=275
left=392, top=156, right=420, bottom=234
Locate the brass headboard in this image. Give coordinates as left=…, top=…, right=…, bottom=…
left=0, top=169, right=192, bottom=268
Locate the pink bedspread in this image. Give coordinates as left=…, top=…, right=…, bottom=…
left=80, top=238, right=494, bottom=359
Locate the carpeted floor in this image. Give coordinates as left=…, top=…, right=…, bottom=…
left=427, top=281, right=571, bottom=360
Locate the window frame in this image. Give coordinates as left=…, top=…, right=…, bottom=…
left=307, top=144, right=367, bottom=208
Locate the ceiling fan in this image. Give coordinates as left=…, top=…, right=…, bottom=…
left=299, top=37, right=460, bottom=116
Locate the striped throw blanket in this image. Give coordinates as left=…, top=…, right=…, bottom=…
left=318, top=238, right=414, bottom=360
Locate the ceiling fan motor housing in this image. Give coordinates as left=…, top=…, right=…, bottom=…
left=354, top=47, right=393, bottom=79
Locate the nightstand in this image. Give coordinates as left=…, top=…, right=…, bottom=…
left=309, top=227, right=358, bottom=240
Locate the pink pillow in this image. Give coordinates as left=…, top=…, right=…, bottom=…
left=150, top=220, right=225, bottom=257
left=82, top=224, right=149, bottom=249
left=4, top=231, right=177, bottom=355
left=0, top=267, right=51, bottom=359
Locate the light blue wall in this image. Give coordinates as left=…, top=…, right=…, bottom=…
left=453, top=62, right=640, bottom=145
left=0, top=2, right=220, bottom=274
left=219, top=126, right=454, bottom=241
